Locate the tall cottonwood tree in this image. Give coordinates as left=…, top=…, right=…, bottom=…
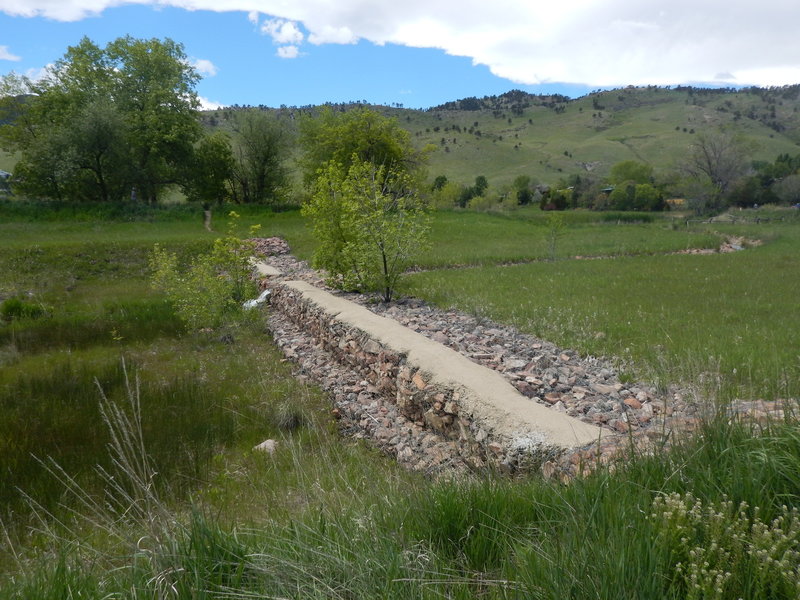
left=682, top=131, right=750, bottom=211
left=0, top=36, right=201, bottom=203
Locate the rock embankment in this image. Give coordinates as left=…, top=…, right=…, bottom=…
left=270, top=279, right=604, bottom=474
left=253, top=241, right=782, bottom=480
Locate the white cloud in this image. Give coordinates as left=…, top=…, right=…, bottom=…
left=276, top=45, right=300, bottom=59
left=2, top=1, right=800, bottom=88
left=191, top=58, right=218, bottom=77
left=25, top=64, right=53, bottom=83
left=307, top=24, right=357, bottom=45
left=198, top=95, right=224, bottom=110
left=261, top=18, right=304, bottom=45
left=0, top=45, right=21, bottom=61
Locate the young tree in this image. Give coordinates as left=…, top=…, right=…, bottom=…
left=474, top=175, right=489, bottom=196
left=302, top=159, right=430, bottom=301
left=512, top=174, right=533, bottom=204
left=300, top=107, right=431, bottom=300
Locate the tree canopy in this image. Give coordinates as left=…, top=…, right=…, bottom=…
left=0, top=36, right=202, bottom=203
left=608, top=160, right=653, bottom=185
left=302, top=159, right=430, bottom=301
left=298, top=106, right=425, bottom=186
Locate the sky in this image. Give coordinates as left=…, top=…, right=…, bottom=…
left=1, top=0, right=799, bottom=110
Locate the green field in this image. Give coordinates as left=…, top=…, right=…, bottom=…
left=1, top=202, right=800, bottom=599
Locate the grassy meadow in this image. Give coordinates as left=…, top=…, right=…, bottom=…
left=1, top=200, right=800, bottom=599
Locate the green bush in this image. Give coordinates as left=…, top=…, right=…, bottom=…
left=0, top=296, right=46, bottom=321
left=150, top=212, right=259, bottom=330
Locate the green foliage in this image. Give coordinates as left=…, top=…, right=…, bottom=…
left=608, top=181, right=665, bottom=211
left=541, top=187, right=570, bottom=210
left=429, top=180, right=462, bottom=209
left=608, top=160, right=654, bottom=185
left=181, top=131, right=234, bottom=206
left=149, top=213, right=258, bottom=330
left=431, top=174, right=448, bottom=191
left=229, top=110, right=291, bottom=204
left=474, top=174, right=489, bottom=196
left=303, top=159, right=430, bottom=301
left=653, top=493, right=800, bottom=599
left=0, top=296, right=47, bottom=322
left=298, top=106, right=422, bottom=187
left=513, top=173, right=535, bottom=205
left=0, top=36, right=201, bottom=203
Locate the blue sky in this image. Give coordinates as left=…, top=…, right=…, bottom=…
left=1, top=1, right=798, bottom=110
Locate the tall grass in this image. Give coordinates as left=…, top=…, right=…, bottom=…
left=404, top=221, right=800, bottom=402
left=4, top=406, right=799, bottom=599
left=2, top=202, right=800, bottom=598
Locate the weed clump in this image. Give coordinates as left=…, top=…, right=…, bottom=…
left=652, top=492, right=800, bottom=599
left=0, top=296, right=47, bottom=322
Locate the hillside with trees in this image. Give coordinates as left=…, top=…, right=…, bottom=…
left=197, top=85, right=800, bottom=212
left=3, top=45, right=800, bottom=214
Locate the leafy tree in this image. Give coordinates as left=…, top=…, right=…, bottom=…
left=512, top=175, right=533, bottom=204
left=773, top=174, right=800, bottom=204
left=228, top=111, right=290, bottom=204
left=608, top=182, right=637, bottom=210
left=106, top=36, right=201, bottom=203
left=0, top=36, right=201, bottom=203
left=541, top=188, right=570, bottom=211
left=430, top=180, right=462, bottom=209
left=68, top=100, right=132, bottom=202
left=609, top=181, right=665, bottom=211
left=300, top=108, right=431, bottom=300
left=181, top=131, right=234, bottom=207
left=302, top=159, right=430, bottom=301
left=608, top=160, right=653, bottom=185
left=634, top=183, right=666, bottom=211
left=682, top=131, right=750, bottom=210
left=474, top=175, right=489, bottom=196
left=431, top=174, right=448, bottom=191
left=299, top=107, right=424, bottom=187
left=457, top=185, right=475, bottom=208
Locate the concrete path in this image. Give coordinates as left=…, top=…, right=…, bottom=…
left=282, top=280, right=605, bottom=452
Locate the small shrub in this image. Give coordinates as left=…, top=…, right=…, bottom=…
left=150, top=212, right=259, bottom=331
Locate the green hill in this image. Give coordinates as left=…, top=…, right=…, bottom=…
left=386, top=86, right=800, bottom=188
left=6, top=85, right=800, bottom=193
left=201, top=85, right=800, bottom=191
